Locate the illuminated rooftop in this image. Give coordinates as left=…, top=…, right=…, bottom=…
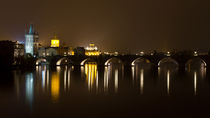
left=51, top=35, right=60, bottom=47
left=85, top=43, right=100, bottom=56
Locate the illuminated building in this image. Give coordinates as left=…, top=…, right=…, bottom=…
left=37, top=34, right=74, bottom=57
left=85, top=43, right=100, bottom=56
left=68, top=47, right=74, bottom=56
left=38, top=46, right=74, bottom=57
left=51, top=35, right=60, bottom=47
left=25, top=24, right=39, bottom=56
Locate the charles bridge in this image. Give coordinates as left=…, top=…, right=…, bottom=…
left=35, top=54, right=210, bottom=70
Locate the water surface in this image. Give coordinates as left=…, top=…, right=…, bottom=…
left=1, top=63, right=210, bottom=117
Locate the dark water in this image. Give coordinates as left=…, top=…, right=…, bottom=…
left=1, top=63, right=210, bottom=118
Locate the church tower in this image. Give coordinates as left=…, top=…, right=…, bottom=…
left=25, top=24, right=39, bottom=56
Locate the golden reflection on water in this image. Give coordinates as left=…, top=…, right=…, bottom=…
left=84, top=63, right=97, bottom=92
left=51, top=72, right=60, bottom=102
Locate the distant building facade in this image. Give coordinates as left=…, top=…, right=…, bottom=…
left=74, top=47, right=85, bottom=56
left=38, top=47, right=74, bottom=57
left=37, top=35, right=74, bottom=57
left=0, top=40, right=24, bottom=66
left=85, top=43, right=100, bottom=56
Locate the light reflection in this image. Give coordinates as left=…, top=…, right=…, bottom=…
left=104, top=67, right=108, bottom=92
left=96, top=71, right=98, bottom=93
left=104, top=65, right=121, bottom=93
left=140, top=69, right=144, bottom=94
left=63, top=66, right=72, bottom=93
left=47, top=69, right=49, bottom=91
left=132, top=65, right=145, bottom=95
left=42, top=70, right=46, bottom=91
left=64, top=66, right=67, bottom=92
left=51, top=72, right=60, bottom=103
left=14, top=71, right=20, bottom=99
left=115, top=69, right=118, bottom=93
left=25, top=73, right=34, bottom=108
left=194, top=71, right=197, bottom=96
left=83, top=63, right=97, bottom=92
left=186, top=64, right=206, bottom=95
left=132, top=66, right=135, bottom=86
left=68, top=67, right=71, bottom=91
left=167, top=70, right=170, bottom=95
left=158, top=67, right=176, bottom=95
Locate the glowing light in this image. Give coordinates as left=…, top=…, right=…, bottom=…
left=51, top=40, right=60, bottom=47
left=166, top=51, right=171, bottom=56
left=68, top=50, right=74, bottom=55
left=194, top=51, right=198, bottom=56
left=140, top=51, right=144, bottom=56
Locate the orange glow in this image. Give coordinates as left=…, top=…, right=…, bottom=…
left=51, top=72, right=60, bottom=102
left=84, top=63, right=97, bottom=91
left=85, top=51, right=100, bottom=56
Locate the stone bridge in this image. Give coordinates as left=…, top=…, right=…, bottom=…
left=35, top=54, right=210, bottom=70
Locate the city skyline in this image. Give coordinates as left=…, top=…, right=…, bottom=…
left=0, top=0, right=210, bottom=53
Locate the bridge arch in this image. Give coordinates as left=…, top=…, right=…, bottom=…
left=131, top=57, right=150, bottom=66
left=80, top=58, right=96, bottom=66
left=158, top=57, right=178, bottom=67
left=56, top=57, right=73, bottom=66
left=105, top=57, right=122, bottom=66
left=36, top=58, right=48, bottom=66
left=185, top=57, right=207, bottom=70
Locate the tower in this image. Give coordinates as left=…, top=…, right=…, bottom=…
left=25, top=24, right=39, bottom=56
left=51, top=35, right=60, bottom=47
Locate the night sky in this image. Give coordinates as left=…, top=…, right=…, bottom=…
left=0, top=0, right=210, bottom=53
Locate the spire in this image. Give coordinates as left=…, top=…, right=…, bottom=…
left=29, top=24, right=34, bottom=34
